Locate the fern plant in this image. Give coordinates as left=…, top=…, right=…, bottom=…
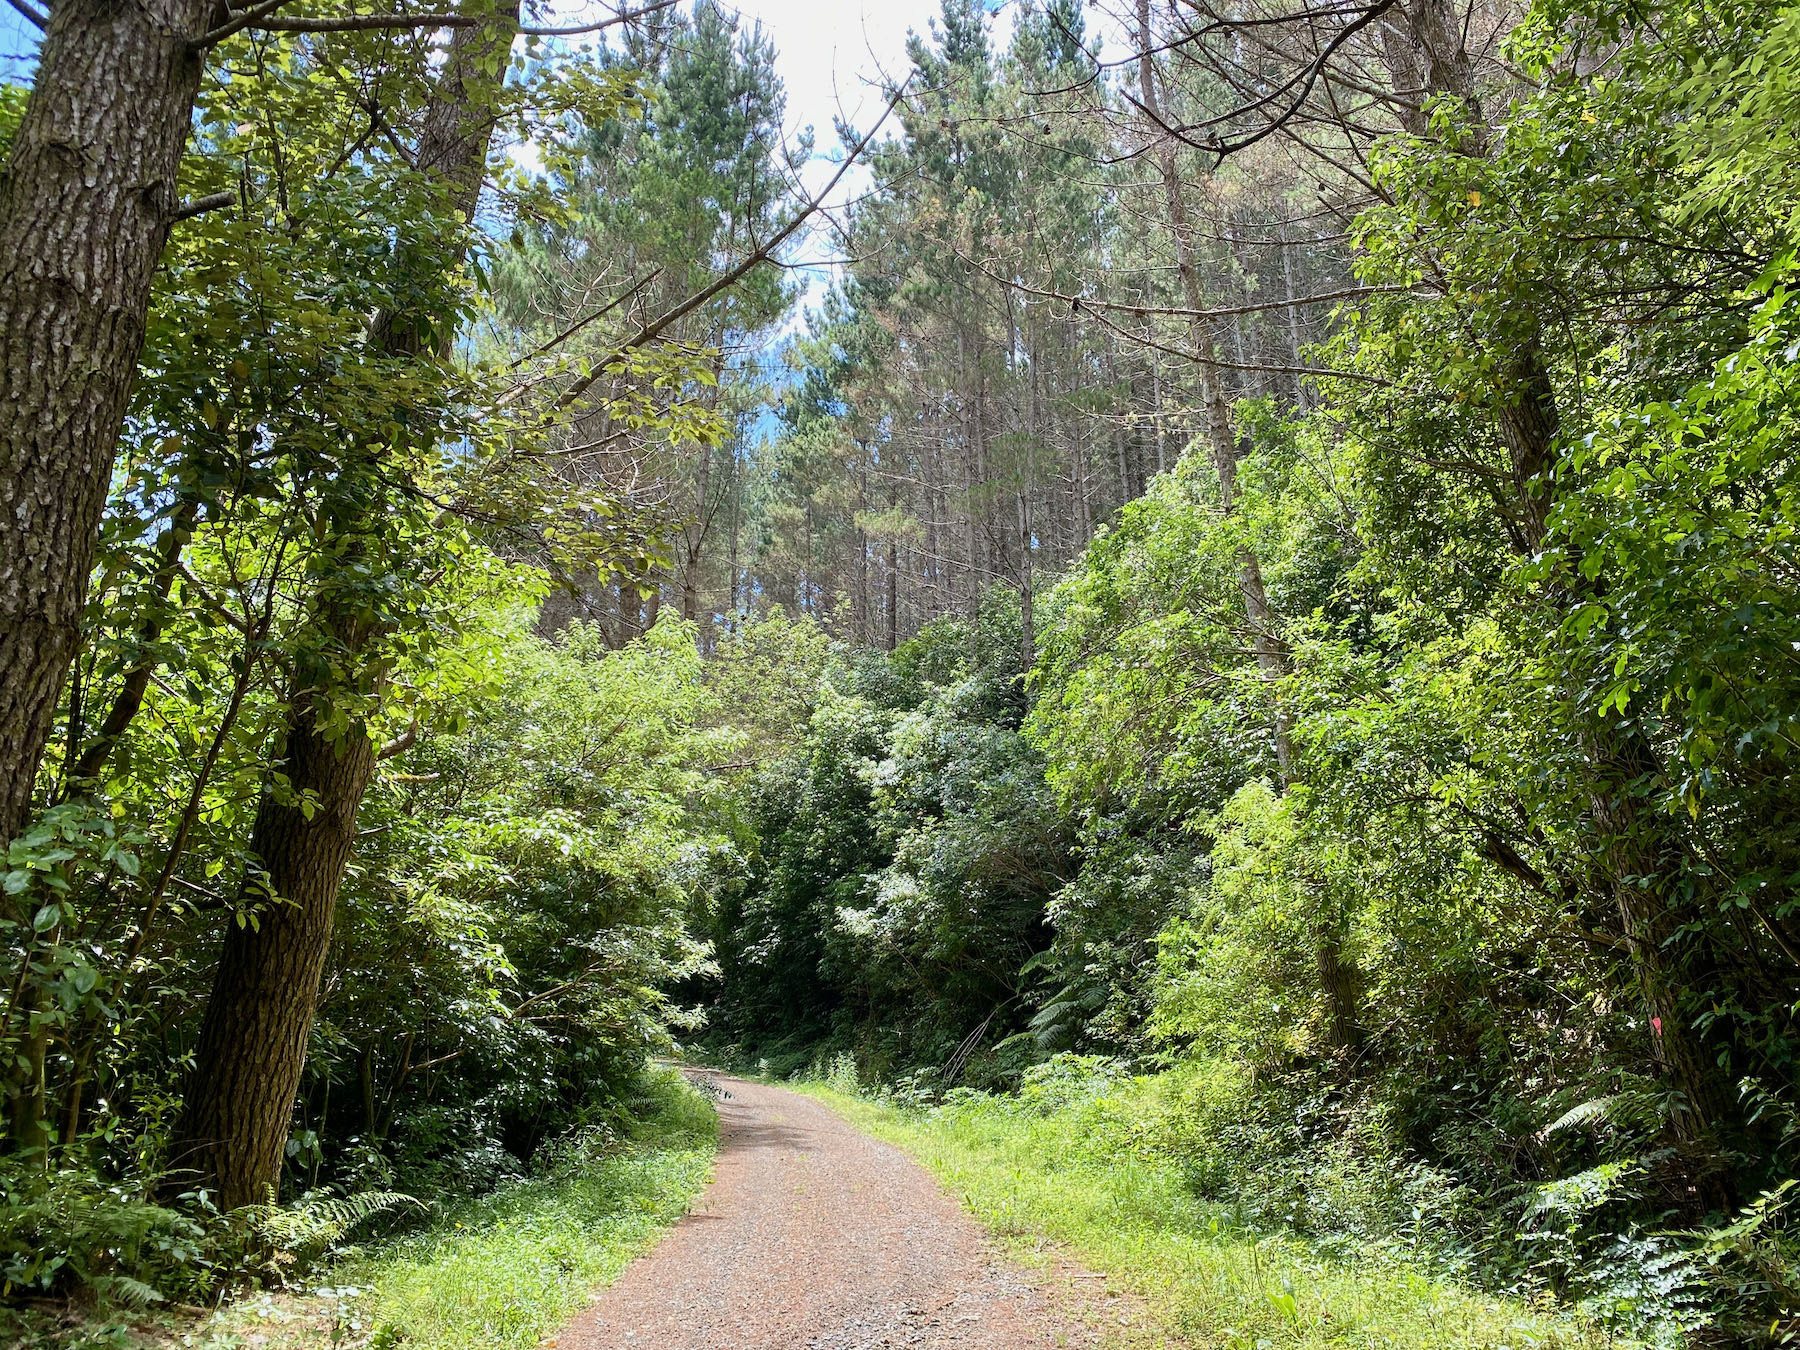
left=0, top=1164, right=207, bottom=1303
left=237, top=1190, right=425, bottom=1276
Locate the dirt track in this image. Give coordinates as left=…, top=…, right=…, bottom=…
left=557, top=1073, right=1122, bottom=1349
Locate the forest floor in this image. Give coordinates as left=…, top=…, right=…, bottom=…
left=6, top=1071, right=717, bottom=1350
left=210, top=1072, right=716, bottom=1350
left=556, top=1071, right=1164, bottom=1349
left=9, top=1068, right=1618, bottom=1350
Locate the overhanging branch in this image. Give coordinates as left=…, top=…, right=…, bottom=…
left=4, top=0, right=46, bottom=29
left=535, top=81, right=909, bottom=412
left=194, top=0, right=674, bottom=48
left=172, top=190, right=237, bottom=222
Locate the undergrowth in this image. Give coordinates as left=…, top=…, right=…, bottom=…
left=284, top=1067, right=713, bottom=1350
left=1, top=1068, right=715, bottom=1350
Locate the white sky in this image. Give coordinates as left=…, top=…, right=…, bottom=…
left=732, top=0, right=1120, bottom=326
left=740, top=0, right=950, bottom=148
left=731, top=0, right=1002, bottom=326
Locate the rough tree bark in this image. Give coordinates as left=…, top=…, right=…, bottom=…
left=0, top=0, right=215, bottom=846
left=173, top=1, right=518, bottom=1209
left=886, top=537, right=899, bottom=652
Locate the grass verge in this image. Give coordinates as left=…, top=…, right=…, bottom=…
left=196, top=1067, right=716, bottom=1350
left=797, top=1084, right=1619, bottom=1350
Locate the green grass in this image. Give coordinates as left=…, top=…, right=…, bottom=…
left=346, top=1071, right=715, bottom=1350
left=186, top=1068, right=716, bottom=1350
left=797, top=1085, right=1621, bottom=1350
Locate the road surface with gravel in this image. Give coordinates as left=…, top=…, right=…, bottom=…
left=557, top=1073, right=1125, bottom=1350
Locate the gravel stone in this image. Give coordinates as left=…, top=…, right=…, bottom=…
left=558, top=1074, right=1109, bottom=1349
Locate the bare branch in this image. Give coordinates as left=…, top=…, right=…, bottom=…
left=1072, top=280, right=1387, bottom=386
left=172, top=190, right=237, bottom=222
left=535, top=81, right=910, bottom=412
left=521, top=0, right=675, bottom=36
left=1148, top=0, right=1395, bottom=164
left=246, top=11, right=470, bottom=31
left=4, top=0, right=46, bottom=30
left=957, top=248, right=1412, bottom=320
left=507, top=267, right=660, bottom=370
left=196, top=0, right=672, bottom=47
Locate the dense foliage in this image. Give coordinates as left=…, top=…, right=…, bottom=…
left=695, top=0, right=1800, bottom=1343
left=2, top=0, right=1799, bottom=1342
left=0, top=0, right=796, bottom=1311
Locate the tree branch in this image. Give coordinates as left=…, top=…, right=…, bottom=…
left=1123, top=0, right=1394, bottom=164
left=957, top=248, right=1410, bottom=321
left=172, top=190, right=237, bottom=222
left=66, top=498, right=200, bottom=789
left=507, top=267, right=660, bottom=371
left=376, top=720, right=419, bottom=761
left=196, top=0, right=671, bottom=46
left=1021, top=261, right=1386, bottom=386
left=520, top=0, right=675, bottom=37
left=247, top=11, right=472, bottom=31
left=4, top=0, right=46, bottom=30
left=539, top=81, right=910, bottom=411
left=192, top=0, right=302, bottom=48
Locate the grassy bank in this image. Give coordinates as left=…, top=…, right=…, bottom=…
left=193, top=1068, right=715, bottom=1350
left=798, top=1082, right=1620, bottom=1350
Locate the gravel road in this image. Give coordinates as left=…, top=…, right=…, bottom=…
left=557, top=1073, right=1118, bottom=1349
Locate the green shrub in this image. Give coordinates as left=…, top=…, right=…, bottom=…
left=0, top=1167, right=207, bottom=1306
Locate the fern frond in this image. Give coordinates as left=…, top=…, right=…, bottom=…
left=245, top=1190, right=424, bottom=1256
left=91, top=1274, right=167, bottom=1309
left=1542, top=1095, right=1623, bottom=1137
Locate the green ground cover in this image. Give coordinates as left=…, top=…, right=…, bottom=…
left=13, top=1070, right=717, bottom=1350
left=799, top=1081, right=1623, bottom=1350
left=336, top=1071, right=715, bottom=1350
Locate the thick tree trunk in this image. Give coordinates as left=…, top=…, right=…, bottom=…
left=172, top=660, right=377, bottom=1206
left=173, top=1, right=516, bottom=1209
left=0, top=0, right=213, bottom=844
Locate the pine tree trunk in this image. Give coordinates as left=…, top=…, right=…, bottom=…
left=1280, top=223, right=1309, bottom=414
left=1135, top=0, right=1292, bottom=776
left=886, top=539, right=899, bottom=652
left=0, top=0, right=213, bottom=844
left=1137, top=0, right=1358, bottom=1046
